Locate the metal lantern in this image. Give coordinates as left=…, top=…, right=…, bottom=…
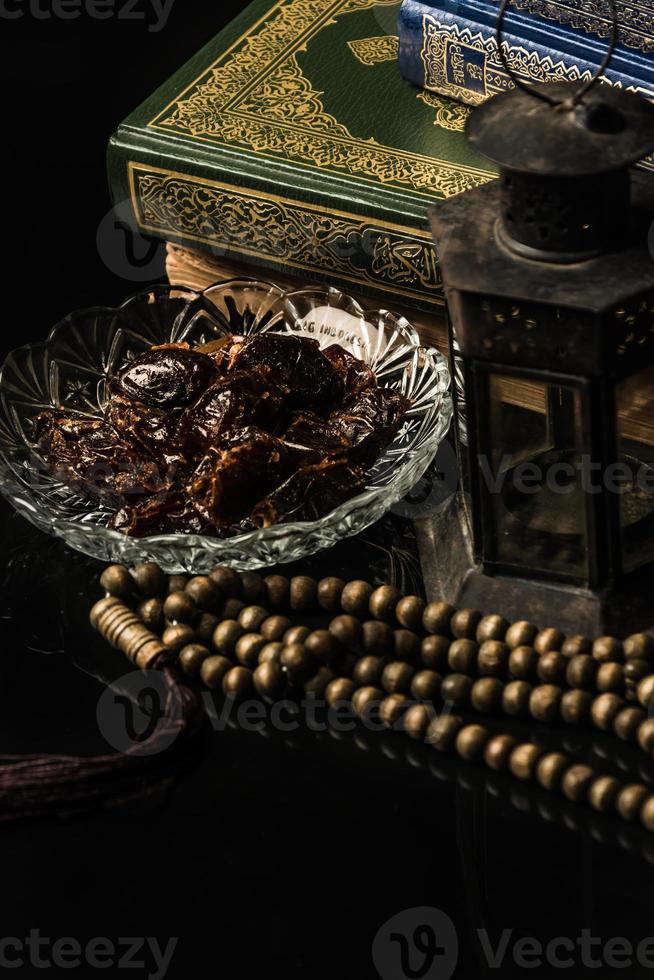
left=428, top=76, right=654, bottom=635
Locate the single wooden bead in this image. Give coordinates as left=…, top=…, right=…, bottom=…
left=478, top=641, right=509, bottom=678
left=456, top=724, right=489, bottom=761
left=162, top=623, right=196, bottom=652
left=403, top=704, right=432, bottom=740
left=221, top=598, right=245, bottom=621
left=381, top=661, right=415, bottom=695
left=505, top=621, right=538, bottom=649
left=131, top=562, right=166, bottom=598
left=305, top=667, right=335, bottom=699
left=284, top=625, right=312, bottom=646
left=239, top=605, right=268, bottom=633
left=263, top=574, right=289, bottom=611
left=362, top=621, right=394, bottom=656
left=259, top=642, right=284, bottom=665
left=352, top=686, right=383, bottom=720
left=195, top=612, right=220, bottom=645
left=410, top=670, right=442, bottom=703
left=137, top=598, right=164, bottom=632
left=317, top=577, right=345, bottom=613
left=613, top=706, right=646, bottom=742
left=254, top=661, right=286, bottom=699
left=561, top=689, right=593, bottom=725
left=280, top=643, right=316, bottom=683
left=623, top=633, right=654, bottom=661
left=484, top=734, right=518, bottom=771
left=624, top=658, right=650, bottom=683
left=476, top=615, right=509, bottom=644
left=561, top=764, right=594, bottom=802
left=185, top=576, right=220, bottom=609
left=167, top=575, right=189, bottom=594
left=353, top=656, right=385, bottom=688
left=448, top=638, right=478, bottom=675
left=369, top=585, right=402, bottom=623
left=200, top=654, right=232, bottom=690
left=440, top=673, right=473, bottom=707
left=305, top=629, right=338, bottom=664
left=379, top=694, right=410, bottom=729
left=422, top=601, right=454, bottom=636
left=502, top=680, right=532, bottom=717
left=637, top=675, right=654, bottom=709
left=642, top=796, right=654, bottom=832
left=163, top=591, right=197, bottom=624
left=616, top=784, right=649, bottom=822
left=396, top=596, right=425, bottom=632
left=591, top=693, right=624, bottom=731
left=210, top=566, right=242, bottom=597
left=508, top=646, right=538, bottom=681
left=638, top=719, right=654, bottom=752
left=534, top=628, right=564, bottom=655
left=561, top=634, right=592, bottom=658
left=212, top=620, right=244, bottom=656
left=290, top=576, right=317, bottom=612
left=529, top=685, right=562, bottom=723
left=537, top=652, right=567, bottom=685
left=235, top=634, right=266, bottom=669
left=261, top=615, right=292, bottom=642
left=326, top=677, right=357, bottom=706
left=100, top=564, right=134, bottom=598
left=341, top=580, right=373, bottom=619
left=427, top=713, right=463, bottom=751
left=222, top=666, right=253, bottom=699
left=471, top=677, right=504, bottom=714
left=592, top=636, right=622, bottom=663
left=589, top=776, right=621, bottom=813
left=536, top=752, right=568, bottom=790
left=178, top=644, right=211, bottom=678
left=329, top=615, right=362, bottom=648
left=421, top=635, right=449, bottom=671
left=509, top=743, right=542, bottom=780
left=393, top=629, right=421, bottom=662
left=450, top=608, right=482, bottom=639
left=566, top=654, right=597, bottom=690
left=240, top=572, right=266, bottom=605
left=596, top=662, right=624, bottom=694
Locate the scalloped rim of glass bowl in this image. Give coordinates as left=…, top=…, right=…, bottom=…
left=0, top=281, right=453, bottom=571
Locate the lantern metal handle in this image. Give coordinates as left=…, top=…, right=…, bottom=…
left=495, top=0, right=619, bottom=108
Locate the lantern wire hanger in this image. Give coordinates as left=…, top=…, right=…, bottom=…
left=495, top=0, right=619, bottom=110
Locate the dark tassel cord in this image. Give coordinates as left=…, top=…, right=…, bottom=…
left=4, top=560, right=654, bottom=829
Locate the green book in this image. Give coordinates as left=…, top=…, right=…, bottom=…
left=108, top=0, right=496, bottom=314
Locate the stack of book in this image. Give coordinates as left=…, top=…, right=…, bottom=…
left=107, top=0, right=499, bottom=353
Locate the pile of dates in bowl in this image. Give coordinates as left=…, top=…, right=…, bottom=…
left=0, top=281, right=452, bottom=571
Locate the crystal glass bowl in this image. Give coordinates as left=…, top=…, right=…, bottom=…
left=0, top=282, right=452, bottom=571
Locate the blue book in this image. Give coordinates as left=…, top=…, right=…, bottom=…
left=398, top=0, right=654, bottom=105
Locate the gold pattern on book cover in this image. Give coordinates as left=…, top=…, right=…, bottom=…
left=347, top=35, right=399, bottom=64
left=148, top=0, right=491, bottom=199
left=511, top=0, right=654, bottom=54
left=128, top=165, right=443, bottom=305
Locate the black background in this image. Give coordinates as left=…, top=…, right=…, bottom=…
left=0, top=2, right=654, bottom=978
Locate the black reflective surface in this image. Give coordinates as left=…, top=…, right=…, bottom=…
left=1, top=3, right=654, bottom=978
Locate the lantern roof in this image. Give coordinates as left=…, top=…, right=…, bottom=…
left=467, top=81, right=654, bottom=179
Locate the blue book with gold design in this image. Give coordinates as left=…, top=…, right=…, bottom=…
left=398, top=0, right=654, bottom=105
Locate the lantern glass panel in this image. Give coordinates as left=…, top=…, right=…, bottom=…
left=485, top=373, right=588, bottom=579
left=616, top=366, right=654, bottom=573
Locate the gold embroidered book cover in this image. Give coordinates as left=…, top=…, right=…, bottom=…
left=108, top=0, right=496, bottom=313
